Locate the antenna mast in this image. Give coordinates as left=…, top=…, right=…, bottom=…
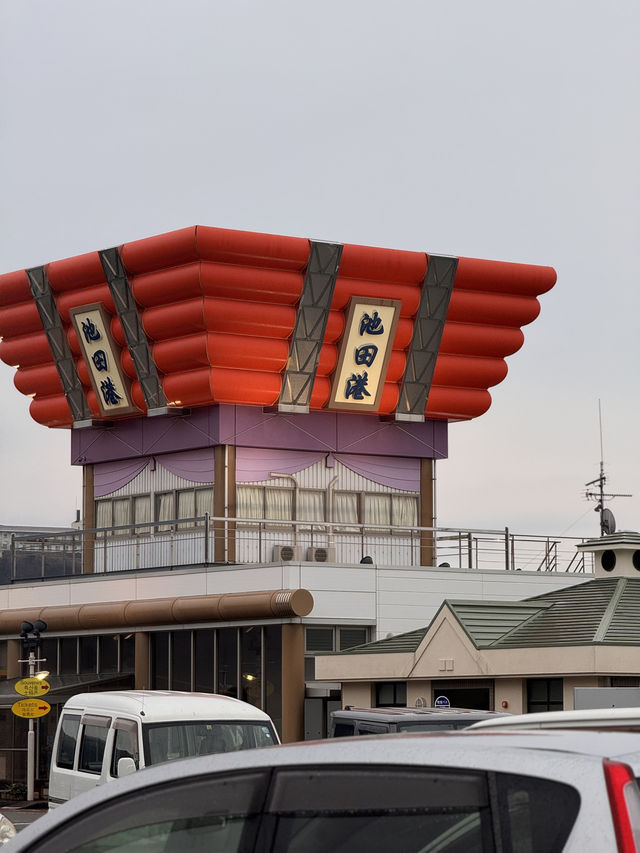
left=584, top=401, right=632, bottom=535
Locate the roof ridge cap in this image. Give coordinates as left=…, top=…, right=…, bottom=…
left=593, top=577, right=628, bottom=643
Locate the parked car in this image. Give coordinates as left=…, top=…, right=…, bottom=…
left=48, top=690, right=279, bottom=809
left=0, top=815, right=15, bottom=845
left=329, top=705, right=509, bottom=736
left=469, top=706, right=640, bottom=733
left=10, top=729, right=640, bottom=851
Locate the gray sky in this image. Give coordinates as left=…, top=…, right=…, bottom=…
left=1, top=0, right=638, bottom=537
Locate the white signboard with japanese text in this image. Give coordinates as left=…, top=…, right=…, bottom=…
left=70, top=303, right=138, bottom=418
left=328, top=297, right=401, bottom=412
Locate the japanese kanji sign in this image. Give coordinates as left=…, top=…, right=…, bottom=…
left=328, top=298, right=401, bottom=412
left=70, top=303, right=138, bottom=418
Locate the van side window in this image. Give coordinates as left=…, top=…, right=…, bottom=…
left=332, top=722, right=355, bottom=737
left=79, top=715, right=111, bottom=775
left=56, top=714, right=81, bottom=769
left=111, top=719, right=139, bottom=777
left=356, top=723, right=389, bottom=735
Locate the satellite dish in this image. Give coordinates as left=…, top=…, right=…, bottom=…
left=602, top=508, right=616, bottom=535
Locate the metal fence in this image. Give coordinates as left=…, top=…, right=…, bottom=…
left=2, top=516, right=593, bottom=582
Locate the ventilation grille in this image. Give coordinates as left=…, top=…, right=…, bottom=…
left=306, top=546, right=336, bottom=563
left=272, top=545, right=302, bottom=562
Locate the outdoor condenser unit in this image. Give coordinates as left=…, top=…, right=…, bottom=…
left=272, top=545, right=302, bottom=562
left=306, top=546, right=336, bottom=563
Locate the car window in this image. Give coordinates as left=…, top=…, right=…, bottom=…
left=55, top=714, right=80, bottom=769
left=78, top=722, right=110, bottom=775
left=355, top=723, right=389, bottom=735
left=332, top=722, right=355, bottom=737
left=397, top=722, right=458, bottom=732
left=142, top=721, right=277, bottom=765
left=110, top=719, right=139, bottom=777
left=26, top=770, right=270, bottom=853
left=23, top=765, right=580, bottom=853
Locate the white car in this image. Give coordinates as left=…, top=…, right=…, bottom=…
left=8, top=729, right=640, bottom=852
left=468, top=706, right=640, bottom=733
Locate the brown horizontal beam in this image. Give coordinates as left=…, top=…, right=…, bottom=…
left=1, top=588, right=313, bottom=634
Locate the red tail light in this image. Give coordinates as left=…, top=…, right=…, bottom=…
left=604, top=758, right=640, bottom=852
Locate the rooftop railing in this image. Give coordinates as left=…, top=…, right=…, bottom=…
left=1, top=516, right=594, bottom=583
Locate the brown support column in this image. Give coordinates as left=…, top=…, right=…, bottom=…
left=280, top=623, right=305, bottom=743
left=420, top=458, right=435, bottom=567
left=82, top=464, right=95, bottom=574
left=6, top=639, right=22, bottom=679
left=134, top=632, right=150, bottom=689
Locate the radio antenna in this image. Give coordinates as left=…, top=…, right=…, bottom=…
left=584, top=401, right=632, bottom=535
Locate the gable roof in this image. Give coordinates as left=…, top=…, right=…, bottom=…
left=328, top=577, right=640, bottom=658
left=332, top=626, right=429, bottom=655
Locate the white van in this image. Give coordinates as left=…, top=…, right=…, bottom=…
left=48, top=690, right=279, bottom=809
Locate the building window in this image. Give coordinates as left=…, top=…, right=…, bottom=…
left=171, top=631, right=192, bottom=691
left=376, top=682, right=407, bottom=707
left=194, top=629, right=215, bottom=693
left=339, top=628, right=368, bottom=651
left=217, top=628, right=238, bottom=698
left=60, top=637, right=78, bottom=674
left=177, top=487, right=213, bottom=527
left=133, top=495, right=152, bottom=532
left=151, top=632, right=169, bottom=689
left=264, top=626, right=282, bottom=737
left=527, top=678, right=563, bottom=713
left=240, top=627, right=262, bottom=706
left=79, top=637, right=97, bottom=674
left=305, top=628, right=335, bottom=653
left=99, top=635, right=119, bottom=673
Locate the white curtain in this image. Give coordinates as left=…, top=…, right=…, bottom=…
left=297, top=490, right=325, bottom=522
left=237, top=486, right=263, bottom=519
left=363, top=494, right=391, bottom=526
left=265, top=488, right=293, bottom=520
left=333, top=492, right=359, bottom=525
left=392, top=495, right=418, bottom=527
left=96, top=500, right=112, bottom=530
left=113, top=498, right=131, bottom=528
left=156, top=492, right=174, bottom=530
left=177, top=490, right=196, bottom=527
left=195, top=487, right=213, bottom=517
left=133, top=496, right=151, bottom=533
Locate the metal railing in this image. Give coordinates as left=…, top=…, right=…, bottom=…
left=2, top=516, right=594, bottom=582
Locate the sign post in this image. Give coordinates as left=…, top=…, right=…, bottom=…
left=16, top=620, right=48, bottom=802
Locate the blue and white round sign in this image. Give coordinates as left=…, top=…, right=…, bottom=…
left=434, top=695, right=450, bottom=707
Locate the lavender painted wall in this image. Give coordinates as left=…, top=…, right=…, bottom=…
left=72, top=404, right=448, bottom=466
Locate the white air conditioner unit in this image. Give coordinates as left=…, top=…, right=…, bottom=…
left=272, top=544, right=302, bottom=562
left=306, top=546, right=336, bottom=563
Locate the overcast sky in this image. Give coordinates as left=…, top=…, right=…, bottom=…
left=1, top=0, right=638, bottom=538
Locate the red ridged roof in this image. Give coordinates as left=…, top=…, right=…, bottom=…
left=0, top=225, right=556, bottom=427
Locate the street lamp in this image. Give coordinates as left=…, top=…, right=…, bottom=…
left=18, top=620, right=47, bottom=802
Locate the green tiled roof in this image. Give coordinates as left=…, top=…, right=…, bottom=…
left=461, top=578, right=640, bottom=648
left=328, top=577, right=640, bottom=658
left=446, top=601, right=549, bottom=647
left=331, top=626, right=429, bottom=655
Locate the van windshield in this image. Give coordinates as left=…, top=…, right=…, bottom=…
left=142, top=720, right=278, bottom=766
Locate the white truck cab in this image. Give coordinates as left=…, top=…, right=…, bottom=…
left=48, top=690, right=279, bottom=809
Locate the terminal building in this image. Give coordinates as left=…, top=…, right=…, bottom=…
left=0, top=225, right=587, bottom=788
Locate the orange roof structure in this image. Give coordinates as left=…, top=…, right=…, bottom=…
left=0, top=225, right=556, bottom=427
